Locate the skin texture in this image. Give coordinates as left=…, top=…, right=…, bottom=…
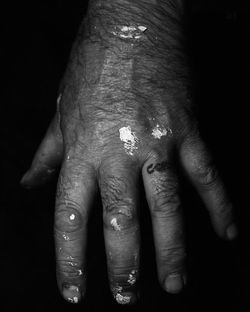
left=21, top=0, right=237, bottom=305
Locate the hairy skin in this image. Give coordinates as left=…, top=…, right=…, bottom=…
left=21, top=0, right=237, bottom=305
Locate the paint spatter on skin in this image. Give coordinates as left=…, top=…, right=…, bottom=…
left=128, top=270, right=137, bottom=285
left=69, top=214, right=75, bottom=221
left=112, top=25, right=147, bottom=39
left=112, top=285, right=122, bottom=297
left=119, top=126, right=139, bottom=156
left=112, top=285, right=131, bottom=305
left=115, top=293, right=131, bottom=305
left=78, top=269, right=83, bottom=276
left=62, top=233, right=70, bottom=241
left=110, top=217, right=121, bottom=231
left=67, top=297, right=79, bottom=304
left=152, top=124, right=172, bottom=139
left=63, top=285, right=80, bottom=304
left=113, top=285, right=123, bottom=294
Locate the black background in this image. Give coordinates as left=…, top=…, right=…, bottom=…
left=2, top=0, right=250, bottom=311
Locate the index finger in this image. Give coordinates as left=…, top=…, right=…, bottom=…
left=54, top=158, right=97, bottom=303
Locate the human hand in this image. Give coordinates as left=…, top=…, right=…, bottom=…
left=21, top=0, right=237, bottom=305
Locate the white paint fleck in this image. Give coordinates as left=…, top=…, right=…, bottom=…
left=152, top=124, right=172, bottom=139
left=113, top=285, right=132, bottom=304
left=128, top=270, right=137, bottom=285
left=138, top=26, right=147, bottom=32
left=114, top=286, right=123, bottom=293
left=63, top=285, right=80, bottom=304
left=119, top=126, right=139, bottom=156
left=69, top=285, right=79, bottom=292
left=121, top=25, right=137, bottom=32
left=78, top=269, right=83, bottom=276
left=112, top=25, right=147, bottom=39
left=62, top=233, right=70, bottom=241
left=68, top=296, right=79, bottom=304
left=111, top=217, right=122, bottom=231
left=69, top=214, right=75, bottom=221
left=115, top=293, right=131, bottom=305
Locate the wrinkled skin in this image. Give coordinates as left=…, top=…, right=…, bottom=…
left=21, top=3, right=237, bottom=305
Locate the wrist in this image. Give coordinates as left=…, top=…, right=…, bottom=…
left=66, top=0, right=189, bottom=98
left=86, top=0, right=184, bottom=43
left=84, top=1, right=187, bottom=75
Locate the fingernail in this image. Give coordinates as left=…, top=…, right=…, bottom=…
left=226, top=223, right=238, bottom=240
left=165, top=274, right=184, bottom=294
left=62, top=284, right=81, bottom=304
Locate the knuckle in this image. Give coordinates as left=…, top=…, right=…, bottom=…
left=158, top=245, right=186, bottom=270
left=213, top=200, right=232, bottom=221
left=152, top=201, right=181, bottom=219
left=100, top=175, right=137, bottom=231
left=100, top=175, right=128, bottom=210
left=194, top=164, right=218, bottom=187
left=109, top=267, right=138, bottom=288
left=103, top=206, right=136, bottom=231
left=57, top=259, right=83, bottom=278
left=55, top=201, right=84, bottom=233
left=184, top=142, right=218, bottom=188
left=150, top=176, right=180, bottom=216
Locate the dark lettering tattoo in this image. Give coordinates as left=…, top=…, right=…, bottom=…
left=147, top=163, right=154, bottom=174
left=147, top=160, right=170, bottom=174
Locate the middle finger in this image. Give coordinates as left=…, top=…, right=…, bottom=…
left=98, top=156, right=140, bottom=305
